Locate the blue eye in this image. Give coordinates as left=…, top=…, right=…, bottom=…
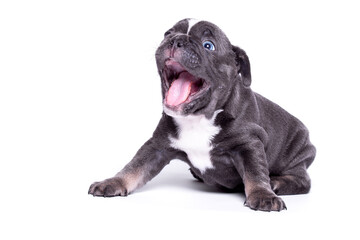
left=203, top=41, right=215, bottom=51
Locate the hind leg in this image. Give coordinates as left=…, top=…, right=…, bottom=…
left=270, top=169, right=311, bottom=195
left=271, top=137, right=315, bottom=195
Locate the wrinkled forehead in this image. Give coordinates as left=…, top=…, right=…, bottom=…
left=171, top=18, right=227, bottom=38
left=168, top=19, right=232, bottom=53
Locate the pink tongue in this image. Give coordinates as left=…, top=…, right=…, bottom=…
left=166, top=72, right=193, bottom=106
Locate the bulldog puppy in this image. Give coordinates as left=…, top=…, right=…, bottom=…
left=89, top=19, right=316, bottom=211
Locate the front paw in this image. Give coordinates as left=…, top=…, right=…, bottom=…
left=88, top=177, right=128, bottom=197
left=245, top=190, right=286, bottom=212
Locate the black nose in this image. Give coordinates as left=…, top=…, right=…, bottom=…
left=170, top=35, right=188, bottom=48
left=176, top=40, right=184, bottom=48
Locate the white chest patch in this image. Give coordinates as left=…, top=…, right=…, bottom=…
left=169, top=110, right=223, bottom=173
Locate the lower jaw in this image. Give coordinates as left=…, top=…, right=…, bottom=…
left=163, top=87, right=212, bottom=116
left=163, top=99, right=206, bottom=117
left=163, top=100, right=195, bottom=117
left=163, top=104, right=183, bottom=118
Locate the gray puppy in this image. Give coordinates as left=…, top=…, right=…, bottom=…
left=89, top=19, right=316, bottom=211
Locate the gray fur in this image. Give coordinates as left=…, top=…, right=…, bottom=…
left=89, top=19, right=316, bottom=212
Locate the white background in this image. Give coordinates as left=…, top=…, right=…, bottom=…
left=1, top=0, right=359, bottom=239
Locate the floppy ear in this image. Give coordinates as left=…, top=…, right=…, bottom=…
left=232, top=45, right=251, bottom=87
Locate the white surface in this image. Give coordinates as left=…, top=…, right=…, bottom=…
left=1, top=0, right=359, bottom=239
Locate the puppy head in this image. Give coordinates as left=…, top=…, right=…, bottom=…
left=155, top=19, right=251, bottom=117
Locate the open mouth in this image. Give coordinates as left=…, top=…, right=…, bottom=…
left=162, top=59, right=208, bottom=108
